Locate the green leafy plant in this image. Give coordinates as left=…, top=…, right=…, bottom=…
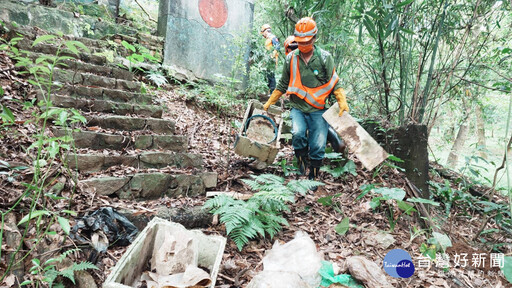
left=321, top=152, right=357, bottom=178
left=272, top=158, right=300, bottom=176
left=429, top=180, right=461, bottom=215
left=356, top=184, right=417, bottom=231
left=0, top=34, right=88, bottom=282
left=372, top=155, right=405, bottom=178
left=146, top=69, right=168, bottom=87
left=318, top=193, right=342, bottom=213
left=121, top=40, right=159, bottom=72
left=22, top=249, right=98, bottom=287
left=204, top=174, right=323, bottom=250
left=335, top=217, right=350, bottom=236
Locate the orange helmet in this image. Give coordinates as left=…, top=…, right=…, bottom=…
left=284, top=36, right=298, bottom=55
left=260, top=24, right=271, bottom=34
left=294, top=17, right=317, bottom=42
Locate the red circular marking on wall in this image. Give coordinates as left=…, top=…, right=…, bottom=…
left=198, top=0, right=228, bottom=28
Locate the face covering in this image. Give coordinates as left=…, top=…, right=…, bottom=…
left=298, top=44, right=313, bottom=53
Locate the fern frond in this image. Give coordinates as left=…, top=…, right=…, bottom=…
left=254, top=174, right=285, bottom=185
left=230, top=225, right=258, bottom=251
left=72, top=261, right=98, bottom=271
left=240, top=179, right=263, bottom=191
left=58, top=261, right=98, bottom=285
left=203, top=195, right=237, bottom=211
left=286, top=179, right=325, bottom=195
left=57, top=248, right=79, bottom=262
left=59, top=268, right=76, bottom=284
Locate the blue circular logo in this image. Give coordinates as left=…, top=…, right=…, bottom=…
left=383, top=249, right=415, bottom=278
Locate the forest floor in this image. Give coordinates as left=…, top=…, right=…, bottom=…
left=1, top=51, right=512, bottom=288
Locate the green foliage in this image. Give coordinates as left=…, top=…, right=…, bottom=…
left=272, top=158, right=300, bottom=176
left=146, top=70, right=168, bottom=87
left=502, top=256, right=512, bottom=284
left=429, top=180, right=460, bottom=215
left=121, top=40, right=159, bottom=72
left=24, top=249, right=98, bottom=287
left=420, top=243, right=437, bottom=260
left=335, top=217, right=350, bottom=236
left=356, top=184, right=418, bottom=231
left=204, top=174, right=322, bottom=250
left=321, top=152, right=357, bottom=178
left=318, top=193, right=342, bottom=213
left=0, top=34, right=88, bottom=281
left=0, top=87, right=15, bottom=125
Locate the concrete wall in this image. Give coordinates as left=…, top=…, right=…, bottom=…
left=159, top=0, right=254, bottom=84
left=0, top=0, right=139, bottom=38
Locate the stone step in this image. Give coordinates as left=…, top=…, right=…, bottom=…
left=17, top=39, right=107, bottom=66
left=66, top=152, right=203, bottom=172
left=26, top=52, right=133, bottom=81
left=52, top=68, right=142, bottom=91
left=79, top=172, right=217, bottom=200
left=52, top=84, right=152, bottom=104
left=114, top=33, right=164, bottom=50
left=53, top=129, right=187, bottom=152
left=85, top=115, right=175, bottom=134
left=41, top=94, right=163, bottom=118
left=12, top=27, right=162, bottom=65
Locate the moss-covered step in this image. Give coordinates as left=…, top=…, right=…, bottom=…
left=79, top=172, right=217, bottom=200
left=53, top=129, right=187, bottom=151
left=65, top=152, right=203, bottom=172
left=85, top=115, right=175, bottom=134
left=40, top=94, right=163, bottom=118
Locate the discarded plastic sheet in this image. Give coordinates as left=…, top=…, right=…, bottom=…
left=247, top=231, right=323, bottom=288
left=71, top=207, right=138, bottom=250
left=318, top=261, right=363, bottom=288
left=247, top=271, right=310, bottom=288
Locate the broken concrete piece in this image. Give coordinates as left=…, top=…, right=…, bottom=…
left=345, top=256, right=393, bottom=288
left=323, top=105, right=388, bottom=170
left=363, top=232, right=396, bottom=250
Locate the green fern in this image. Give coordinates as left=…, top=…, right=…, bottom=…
left=204, top=174, right=317, bottom=250
left=286, top=179, right=325, bottom=195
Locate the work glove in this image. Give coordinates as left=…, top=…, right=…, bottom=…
left=334, top=88, right=349, bottom=116
left=263, top=90, right=284, bottom=111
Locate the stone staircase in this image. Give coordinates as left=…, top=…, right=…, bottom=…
left=8, top=24, right=217, bottom=200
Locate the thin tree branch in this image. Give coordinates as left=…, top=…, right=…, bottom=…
left=473, top=134, right=512, bottom=240
left=133, top=0, right=157, bottom=23
left=453, top=74, right=510, bottom=93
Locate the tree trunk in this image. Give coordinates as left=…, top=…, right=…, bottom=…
left=447, top=121, right=470, bottom=167
left=475, top=104, right=488, bottom=159
left=447, top=99, right=471, bottom=167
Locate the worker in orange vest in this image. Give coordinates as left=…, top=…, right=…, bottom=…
left=263, top=17, right=349, bottom=188
left=260, top=24, right=280, bottom=94
left=283, top=35, right=347, bottom=157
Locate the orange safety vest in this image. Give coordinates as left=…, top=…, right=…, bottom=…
left=286, top=54, right=339, bottom=109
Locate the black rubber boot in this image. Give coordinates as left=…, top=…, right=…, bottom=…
left=327, top=126, right=347, bottom=154
left=294, top=147, right=308, bottom=176
left=308, top=159, right=323, bottom=191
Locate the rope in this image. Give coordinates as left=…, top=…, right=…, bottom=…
left=243, top=114, right=278, bottom=144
